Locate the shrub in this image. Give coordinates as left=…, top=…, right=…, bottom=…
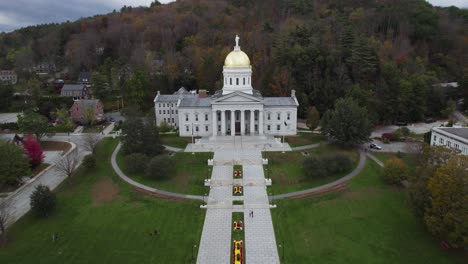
left=382, top=158, right=408, bottom=186
left=30, top=185, right=56, bottom=217
left=159, top=121, right=172, bottom=133
left=145, top=156, right=172, bottom=179
left=303, top=156, right=326, bottom=178
left=323, top=153, right=353, bottom=174
left=82, top=154, right=96, bottom=169
left=382, top=133, right=397, bottom=141
left=125, top=153, right=149, bottom=174
left=400, top=127, right=410, bottom=136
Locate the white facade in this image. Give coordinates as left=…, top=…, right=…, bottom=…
left=0, top=70, right=17, bottom=85
left=154, top=36, right=298, bottom=138
left=431, top=127, right=468, bottom=155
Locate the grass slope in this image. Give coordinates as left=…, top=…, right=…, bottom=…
left=0, top=139, right=205, bottom=264
left=272, top=160, right=465, bottom=264
left=160, top=134, right=193, bottom=149
left=116, top=148, right=212, bottom=195
left=265, top=144, right=359, bottom=194
left=285, top=132, right=326, bottom=147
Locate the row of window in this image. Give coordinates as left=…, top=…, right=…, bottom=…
left=225, top=77, right=251, bottom=86
left=186, top=125, right=210, bottom=132
left=159, top=110, right=178, bottom=115
left=158, top=103, right=175, bottom=108
left=163, top=118, right=175, bottom=124
left=186, top=113, right=209, bottom=122
left=267, top=124, right=290, bottom=131
left=267, top=112, right=291, bottom=121
left=434, top=135, right=465, bottom=152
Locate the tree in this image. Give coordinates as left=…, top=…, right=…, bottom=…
left=321, top=97, right=371, bottom=145
left=122, top=115, right=164, bottom=156
left=303, top=156, right=326, bottom=178
left=124, top=69, right=150, bottom=111
left=54, top=108, right=73, bottom=132
left=424, top=155, right=468, bottom=248
left=55, top=152, right=79, bottom=180
left=82, top=107, right=96, bottom=126
left=0, top=199, right=11, bottom=243
left=22, top=135, right=45, bottom=168
left=0, top=84, right=14, bottom=111
left=82, top=133, right=101, bottom=154
left=306, top=107, right=320, bottom=131
left=30, top=185, right=56, bottom=218
left=17, top=111, right=50, bottom=141
left=145, top=156, right=172, bottom=179
left=0, top=140, right=30, bottom=185
left=382, top=158, right=408, bottom=186
left=82, top=154, right=96, bottom=169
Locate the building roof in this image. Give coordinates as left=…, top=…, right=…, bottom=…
left=179, top=98, right=211, bottom=108
left=174, top=87, right=190, bottom=95
left=155, top=94, right=197, bottom=103
left=263, top=97, right=297, bottom=106
left=211, top=89, right=263, bottom=100
left=78, top=72, right=92, bottom=82
left=74, top=99, right=101, bottom=109
left=438, top=127, right=468, bottom=140
left=61, top=84, right=85, bottom=92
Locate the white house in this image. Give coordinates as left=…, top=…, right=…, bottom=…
left=431, top=127, right=468, bottom=155
left=0, top=70, right=17, bottom=84
left=154, top=35, right=299, bottom=137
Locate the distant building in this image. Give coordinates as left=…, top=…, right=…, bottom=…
left=70, top=99, right=104, bottom=125
left=78, top=72, right=92, bottom=84
left=154, top=87, right=198, bottom=128
left=0, top=70, right=17, bottom=84
left=60, top=84, right=88, bottom=100
left=29, top=62, right=56, bottom=74
left=431, top=127, right=468, bottom=155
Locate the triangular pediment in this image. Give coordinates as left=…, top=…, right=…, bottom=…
left=213, top=91, right=262, bottom=103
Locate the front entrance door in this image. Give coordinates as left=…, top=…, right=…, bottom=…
left=235, top=122, right=241, bottom=135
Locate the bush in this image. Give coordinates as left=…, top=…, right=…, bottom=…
left=159, top=121, right=172, bottom=133
left=400, top=127, right=410, bottom=136
left=303, top=156, right=326, bottom=178
left=382, top=158, right=408, bottom=186
left=30, top=185, right=56, bottom=217
left=145, top=156, right=172, bottom=179
left=82, top=154, right=97, bottom=169
left=323, top=153, right=353, bottom=174
left=125, top=153, right=149, bottom=174
left=0, top=122, right=19, bottom=130
left=23, top=135, right=45, bottom=168
left=382, top=133, right=397, bottom=142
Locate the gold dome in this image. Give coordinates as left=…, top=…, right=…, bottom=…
left=224, top=50, right=251, bottom=68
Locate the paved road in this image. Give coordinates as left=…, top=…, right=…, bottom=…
left=454, top=111, right=467, bottom=124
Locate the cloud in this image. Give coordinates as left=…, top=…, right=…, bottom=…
left=427, top=0, right=468, bottom=7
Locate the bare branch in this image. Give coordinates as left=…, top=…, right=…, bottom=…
left=82, top=133, right=101, bottom=154
left=55, top=151, right=79, bottom=178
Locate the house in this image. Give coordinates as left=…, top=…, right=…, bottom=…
left=70, top=99, right=104, bottom=125
left=60, top=84, right=88, bottom=100
left=78, top=72, right=92, bottom=84
left=154, top=87, right=198, bottom=128
left=0, top=70, right=18, bottom=84
left=431, top=127, right=468, bottom=155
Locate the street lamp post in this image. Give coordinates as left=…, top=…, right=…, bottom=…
left=191, top=244, right=197, bottom=262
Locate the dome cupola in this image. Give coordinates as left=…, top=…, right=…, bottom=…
left=222, top=35, right=253, bottom=95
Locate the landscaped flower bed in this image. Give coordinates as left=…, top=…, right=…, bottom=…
left=233, top=164, right=243, bottom=178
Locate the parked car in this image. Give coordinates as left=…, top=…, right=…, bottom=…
left=395, top=121, right=408, bottom=126
left=424, top=117, right=436, bottom=123
left=370, top=143, right=382, bottom=150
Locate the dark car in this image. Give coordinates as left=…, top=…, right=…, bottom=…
left=424, top=118, right=436, bottom=123
left=395, top=121, right=408, bottom=126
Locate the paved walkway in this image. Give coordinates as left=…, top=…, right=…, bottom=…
left=197, top=148, right=280, bottom=264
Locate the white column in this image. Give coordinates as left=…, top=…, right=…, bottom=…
left=259, top=110, right=264, bottom=135
left=212, top=110, right=217, bottom=137
left=221, top=110, right=226, bottom=136
left=251, top=110, right=256, bottom=135
left=231, top=110, right=235, bottom=136
left=241, top=110, right=245, bottom=136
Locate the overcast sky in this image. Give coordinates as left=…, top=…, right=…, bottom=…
left=0, top=0, right=466, bottom=33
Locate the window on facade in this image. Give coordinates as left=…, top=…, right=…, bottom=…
left=218, top=125, right=221, bottom=132
left=163, top=110, right=166, bottom=114
left=195, top=114, right=199, bottom=121
left=287, top=113, right=290, bottom=120
left=236, top=78, right=239, bottom=85
left=163, top=104, right=165, bottom=107
left=159, top=110, right=161, bottom=114
left=185, top=114, right=189, bottom=121
left=205, top=125, right=209, bottom=132
left=447, top=141, right=451, bottom=147
left=433, top=135, right=436, bottom=141
left=176, top=110, right=178, bottom=114
left=186, top=126, right=189, bottom=132
left=277, top=113, right=281, bottom=120
left=164, top=118, right=166, bottom=122
left=205, top=114, right=208, bottom=121
left=243, top=78, right=245, bottom=85
left=440, top=138, right=444, bottom=144
left=267, top=125, right=271, bottom=131
left=218, top=113, right=221, bottom=121
left=267, top=113, right=271, bottom=120
left=277, top=124, right=280, bottom=131
left=196, top=126, right=199, bottom=132
left=230, top=78, right=232, bottom=85
left=159, top=104, right=161, bottom=107
left=172, top=118, right=175, bottom=123
left=171, top=110, right=174, bottom=114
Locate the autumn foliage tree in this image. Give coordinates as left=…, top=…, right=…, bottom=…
left=23, top=135, right=45, bottom=168
left=382, top=158, right=408, bottom=186
left=424, top=155, right=468, bottom=248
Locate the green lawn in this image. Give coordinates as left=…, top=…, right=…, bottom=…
left=117, top=148, right=212, bottom=195
left=0, top=139, right=205, bottom=264
left=285, top=132, right=326, bottom=147
left=272, top=160, right=465, bottom=264
left=371, top=152, right=418, bottom=173
left=160, top=133, right=194, bottom=149
left=264, top=144, right=359, bottom=194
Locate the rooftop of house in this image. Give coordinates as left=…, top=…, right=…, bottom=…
left=435, top=127, right=468, bottom=141
left=73, top=99, right=101, bottom=110
left=61, top=84, right=85, bottom=92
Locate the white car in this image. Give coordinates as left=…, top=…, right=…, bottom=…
left=370, top=143, right=382, bottom=150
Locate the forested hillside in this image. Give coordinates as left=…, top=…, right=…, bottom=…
left=0, top=0, right=467, bottom=121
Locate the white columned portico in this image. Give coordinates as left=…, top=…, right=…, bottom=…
left=250, top=110, right=255, bottom=135
left=221, top=110, right=226, bottom=136
left=231, top=110, right=235, bottom=136
left=240, top=110, right=245, bottom=135
left=212, top=110, right=217, bottom=137
left=259, top=110, right=264, bottom=135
